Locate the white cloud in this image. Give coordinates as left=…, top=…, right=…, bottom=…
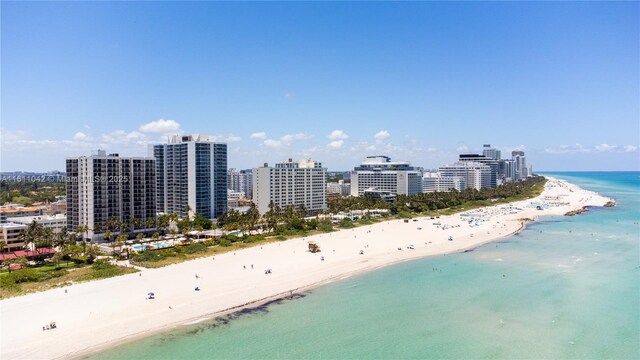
left=456, top=146, right=468, bottom=152
left=210, top=134, right=242, bottom=143
left=350, top=141, right=377, bottom=153
left=284, top=92, right=295, bottom=99
left=139, top=119, right=181, bottom=133
left=73, top=132, right=88, bottom=141
left=327, top=140, right=344, bottom=149
left=263, top=139, right=283, bottom=148
left=281, top=133, right=312, bottom=142
left=328, top=130, right=349, bottom=140
left=595, top=143, right=616, bottom=152
left=426, top=147, right=437, bottom=152
left=543, top=143, right=636, bottom=154
left=374, top=130, right=390, bottom=141
left=101, top=130, right=149, bottom=145
left=0, top=128, right=29, bottom=142
left=250, top=132, right=267, bottom=140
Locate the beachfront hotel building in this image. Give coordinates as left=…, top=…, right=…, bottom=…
left=350, top=156, right=422, bottom=197
left=152, top=134, right=227, bottom=219
left=66, top=151, right=157, bottom=242
left=438, top=162, right=492, bottom=191
left=253, top=159, right=327, bottom=216
left=458, top=154, right=499, bottom=188
left=422, top=172, right=466, bottom=193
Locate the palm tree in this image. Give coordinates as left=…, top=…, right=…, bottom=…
left=76, top=224, right=90, bottom=252
left=104, top=229, right=112, bottom=244
left=115, top=234, right=128, bottom=257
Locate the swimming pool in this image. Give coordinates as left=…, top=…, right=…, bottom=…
left=131, top=241, right=176, bottom=252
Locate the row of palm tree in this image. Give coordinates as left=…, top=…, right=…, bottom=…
left=222, top=176, right=546, bottom=238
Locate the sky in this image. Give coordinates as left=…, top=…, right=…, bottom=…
left=1, top=1, right=638, bottom=172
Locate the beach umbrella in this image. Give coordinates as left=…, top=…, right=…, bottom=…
left=148, top=292, right=155, bottom=296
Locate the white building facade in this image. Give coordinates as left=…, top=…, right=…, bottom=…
left=422, top=172, right=466, bottom=193
left=253, top=159, right=327, bottom=215
left=350, top=156, right=422, bottom=197
left=438, top=162, right=492, bottom=191
left=9, top=214, right=67, bottom=233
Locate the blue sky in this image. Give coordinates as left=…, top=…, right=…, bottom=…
left=1, top=2, right=638, bottom=171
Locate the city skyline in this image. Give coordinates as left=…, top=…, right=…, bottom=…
left=2, top=2, right=639, bottom=172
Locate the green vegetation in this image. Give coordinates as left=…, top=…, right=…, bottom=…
left=76, top=259, right=137, bottom=281
left=0, top=259, right=136, bottom=299
left=129, top=236, right=281, bottom=268
left=0, top=179, right=66, bottom=205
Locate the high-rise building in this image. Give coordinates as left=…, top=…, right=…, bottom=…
left=152, top=134, right=227, bottom=219
left=66, top=151, right=156, bottom=241
left=512, top=150, right=527, bottom=181
left=422, top=172, right=466, bottom=193
left=458, top=154, right=498, bottom=188
left=227, top=168, right=253, bottom=199
left=498, top=159, right=516, bottom=183
left=350, top=156, right=422, bottom=197
left=439, top=162, right=492, bottom=190
left=327, top=180, right=351, bottom=196
left=482, top=144, right=501, bottom=160
left=253, top=159, right=327, bottom=215
left=242, top=169, right=253, bottom=199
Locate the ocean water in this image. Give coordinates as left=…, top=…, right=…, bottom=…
left=90, top=172, right=639, bottom=359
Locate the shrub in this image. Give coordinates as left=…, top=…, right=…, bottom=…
left=183, top=242, right=208, bottom=254
left=340, top=218, right=355, bottom=229
left=91, top=259, right=113, bottom=270
left=317, top=220, right=334, bottom=232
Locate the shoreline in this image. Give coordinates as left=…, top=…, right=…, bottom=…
left=1, top=176, right=612, bottom=360
left=70, top=220, right=532, bottom=360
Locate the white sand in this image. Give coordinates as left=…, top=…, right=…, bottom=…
left=0, top=177, right=611, bottom=360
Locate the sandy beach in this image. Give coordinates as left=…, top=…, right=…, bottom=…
left=0, top=176, right=611, bottom=360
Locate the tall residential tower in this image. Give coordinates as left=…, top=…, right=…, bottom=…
left=253, top=159, right=327, bottom=215
left=152, top=134, right=227, bottom=219
left=66, top=151, right=156, bottom=241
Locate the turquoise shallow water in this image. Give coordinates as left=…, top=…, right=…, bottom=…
left=90, top=172, right=639, bottom=359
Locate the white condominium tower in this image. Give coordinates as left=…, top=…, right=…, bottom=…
left=422, top=172, right=466, bottom=193
left=253, top=159, right=327, bottom=215
left=227, top=168, right=253, bottom=199
left=438, top=162, right=492, bottom=191
left=66, top=150, right=156, bottom=242
left=152, top=134, right=227, bottom=219
left=512, top=150, right=528, bottom=180
left=350, top=156, right=422, bottom=197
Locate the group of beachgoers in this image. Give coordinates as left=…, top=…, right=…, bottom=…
left=42, top=322, right=56, bottom=331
